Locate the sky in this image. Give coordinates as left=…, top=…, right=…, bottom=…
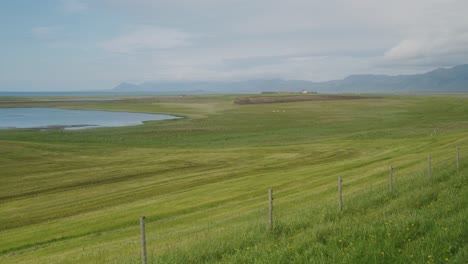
left=1, top=0, right=468, bottom=91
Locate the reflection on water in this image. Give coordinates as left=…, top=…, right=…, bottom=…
left=0, top=108, right=178, bottom=130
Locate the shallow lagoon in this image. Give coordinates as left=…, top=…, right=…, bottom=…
left=0, top=108, right=178, bottom=130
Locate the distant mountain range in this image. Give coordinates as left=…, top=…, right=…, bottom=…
left=113, top=79, right=314, bottom=94
left=113, top=64, right=468, bottom=94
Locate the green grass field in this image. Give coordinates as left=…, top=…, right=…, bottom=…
left=1, top=94, right=467, bottom=263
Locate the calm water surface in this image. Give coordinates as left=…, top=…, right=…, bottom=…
left=0, top=108, right=178, bottom=130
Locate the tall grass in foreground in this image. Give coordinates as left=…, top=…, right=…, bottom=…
left=128, top=160, right=467, bottom=263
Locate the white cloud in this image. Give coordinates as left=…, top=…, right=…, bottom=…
left=88, top=0, right=468, bottom=83
left=32, top=26, right=64, bottom=40
left=384, top=33, right=468, bottom=61
left=9, top=0, right=468, bottom=91
left=384, top=40, right=427, bottom=60
left=98, top=26, right=192, bottom=54
left=382, top=0, right=468, bottom=65
left=60, top=0, right=87, bottom=13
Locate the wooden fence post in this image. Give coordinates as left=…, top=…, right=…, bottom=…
left=140, top=216, right=147, bottom=264
left=338, top=177, right=343, bottom=213
left=457, top=146, right=460, bottom=169
left=389, top=165, right=393, bottom=193
left=428, top=154, right=432, bottom=177
left=268, top=188, right=273, bottom=230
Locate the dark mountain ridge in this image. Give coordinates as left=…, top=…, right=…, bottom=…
left=113, top=64, right=468, bottom=94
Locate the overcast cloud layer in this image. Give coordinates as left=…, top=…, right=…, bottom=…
left=1, top=0, right=467, bottom=91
